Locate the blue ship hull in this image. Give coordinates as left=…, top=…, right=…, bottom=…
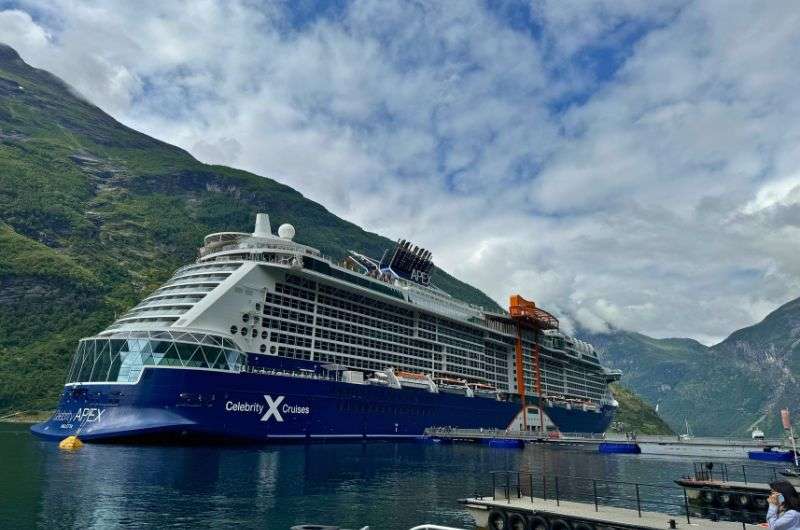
left=32, top=367, right=615, bottom=443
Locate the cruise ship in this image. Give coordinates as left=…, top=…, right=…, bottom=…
left=32, top=214, right=620, bottom=442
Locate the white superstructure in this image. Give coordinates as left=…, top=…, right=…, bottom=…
left=78, top=213, right=617, bottom=407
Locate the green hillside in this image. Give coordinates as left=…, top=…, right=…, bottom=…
left=0, top=43, right=500, bottom=412
left=608, top=384, right=673, bottom=435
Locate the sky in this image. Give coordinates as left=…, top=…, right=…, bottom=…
left=2, top=0, right=800, bottom=344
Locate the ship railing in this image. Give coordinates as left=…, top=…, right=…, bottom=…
left=479, top=470, right=767, bottom=528
left=558, top=432, right=607, bottom=440
left=424, top=428, right=549, bottom=441
left=243, top=366, right=336, bottom=382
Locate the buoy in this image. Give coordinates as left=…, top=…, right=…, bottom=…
left=58, top=435, right=83, bottom=450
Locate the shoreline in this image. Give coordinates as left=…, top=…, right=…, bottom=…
left=0, top=411, right=52, bottom=424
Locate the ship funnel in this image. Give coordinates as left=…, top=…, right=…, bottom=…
left=253, top=213, right=272, bottom=238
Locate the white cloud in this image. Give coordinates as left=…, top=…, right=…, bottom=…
left=0, top=9, right=49, bottom=50
left=743, top=175, right=800, bottom=215
left=3, top=0, right=800, bottom=344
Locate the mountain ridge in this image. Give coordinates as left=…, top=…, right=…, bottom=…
left=583, top=294, right=800, bottom=436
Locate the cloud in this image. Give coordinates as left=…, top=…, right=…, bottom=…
left=0, top=9, right=49, bottom=49
left=3, top=0, right=800, bottom=344
left=743, top=175, right=800, bottom=215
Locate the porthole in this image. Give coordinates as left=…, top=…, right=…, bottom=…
left=251, top=328, right=257, bottom=338
left=242, top=314, right=249, bottom=323
left=240, top=327, right=247, bottom=336
left=260, top=344, right=266, bottom=353
left=270, top=346, right=277, bottom=354
left=255, top=303, right=261, bottom=311
left=230, top=326, right=238, bottom=335
left=261, top=331, right=267, bottom=340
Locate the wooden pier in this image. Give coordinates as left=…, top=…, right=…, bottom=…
left=462, top=496, right=762, bottom=530
left=462, top=470, right=768, bottom=530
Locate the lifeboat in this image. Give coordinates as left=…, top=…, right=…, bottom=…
left=467, top=382, right=499, bottom=399
left=433, top=377, right=471, bottom=396
left=390, top=369, right=438, bottom=392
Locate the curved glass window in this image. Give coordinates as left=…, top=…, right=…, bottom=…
left=65, top=331, right=245, bottom=383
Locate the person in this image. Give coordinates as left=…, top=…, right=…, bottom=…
left=766, top=480, right=800, bottom=529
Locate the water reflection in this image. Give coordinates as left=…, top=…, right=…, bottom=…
left=0, top=425, right=767, bottom=529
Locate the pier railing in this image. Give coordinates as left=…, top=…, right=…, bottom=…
left=689, top=461, right=791, bottom=484
left=481, top=470, right=768, bottom=528
left=424, top=427, right=785, bottom=447
left=560, top=431, right=785, bottom=446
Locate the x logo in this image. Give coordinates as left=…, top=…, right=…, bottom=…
left=261, top=395, right=285, bottom=423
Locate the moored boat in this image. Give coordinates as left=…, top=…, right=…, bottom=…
left=32, top=213, right=620, bottom=443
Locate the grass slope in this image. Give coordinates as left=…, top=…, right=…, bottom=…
left=0, top=43, right=499, bottom=412
left=609, top=384, right=673, bottom=435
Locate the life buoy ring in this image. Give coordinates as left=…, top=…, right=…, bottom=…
left=508, top=512, right=529, bottom=530
left=550, top=519, right=572, bottom=530
left=488, top=509, right=509, bottom=530
left=528, top=515, right=549, bottom=530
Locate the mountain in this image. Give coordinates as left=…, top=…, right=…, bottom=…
left=586, top=296, right=800, bottom=436
left=0, top=43, right=500, bottom=412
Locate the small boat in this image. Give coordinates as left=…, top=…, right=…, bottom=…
left=433, top=376, right=472, bottom=396
left=752, top=428, right=765, bottom=441
left=679, top=418, right=693, bottom=442
left=748, top=448, right=796, bottom=462
left=394, top=370, right=438, bottom=392
left=599, top=442, right=641, bottom=454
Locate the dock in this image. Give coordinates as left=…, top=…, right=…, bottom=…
left=462, top=470, right=766, bottom=530
left=425, top=428, right=787, bottom=457
left=463, top=497, right=761, bottom=529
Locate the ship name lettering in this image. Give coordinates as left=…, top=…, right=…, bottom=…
left=67, top=408, right=105, bottom=423
left=282, top=404, right=310, bottom=415
left=225, top=401, right=264, bottom=414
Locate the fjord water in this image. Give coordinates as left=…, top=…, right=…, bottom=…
left=1, top=423, right=753, bottom=529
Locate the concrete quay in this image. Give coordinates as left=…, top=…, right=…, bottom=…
left=425, top=428, right=786, bottom=458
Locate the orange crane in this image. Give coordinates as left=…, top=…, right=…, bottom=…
left=508, top=294, right=559, bottom=433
